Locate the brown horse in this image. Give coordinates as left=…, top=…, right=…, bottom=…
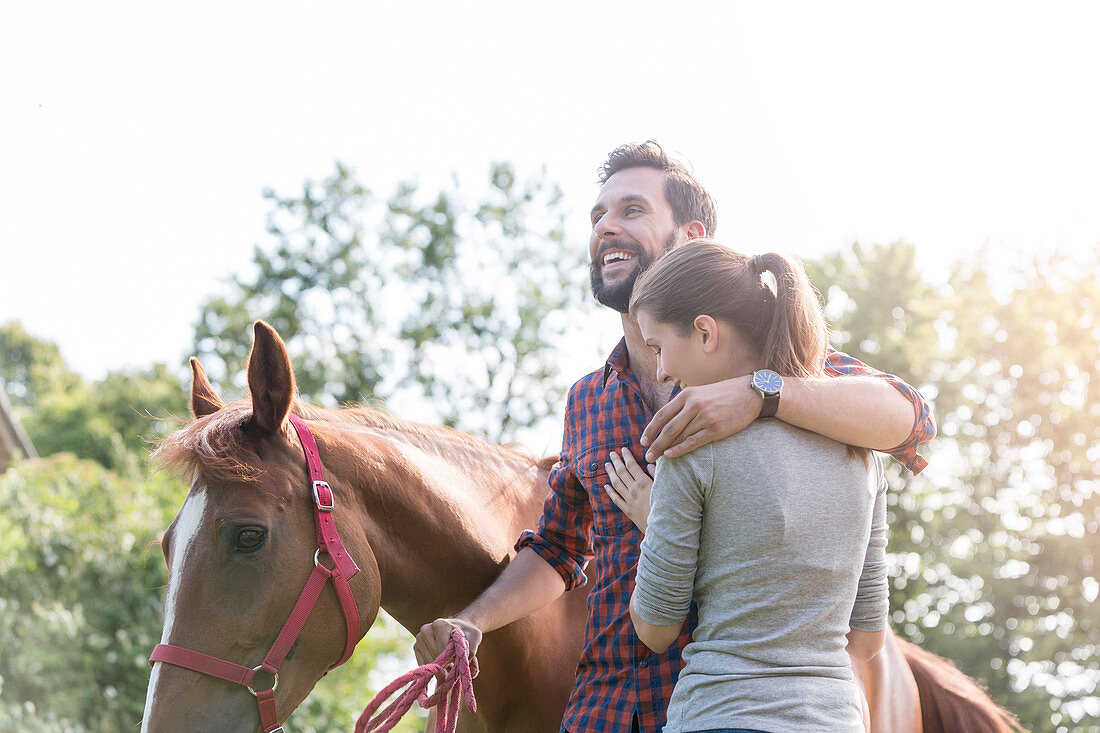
left=141, top=322, right=1022, bottom=732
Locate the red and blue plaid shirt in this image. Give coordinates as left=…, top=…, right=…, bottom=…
left=516, top=339, right=935, bottom=733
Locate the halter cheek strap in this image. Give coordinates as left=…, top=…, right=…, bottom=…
left=149, top=414, right=362, bottom=733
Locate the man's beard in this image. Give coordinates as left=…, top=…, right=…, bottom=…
left=589, top=231, right=678, bottom=313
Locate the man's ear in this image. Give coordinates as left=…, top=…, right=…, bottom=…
left=694, top=315, right=720, bottom=352
left=684, top=220, right=706, bottom=240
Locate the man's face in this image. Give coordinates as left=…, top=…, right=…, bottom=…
left=588, top=167, right=682, bottom=313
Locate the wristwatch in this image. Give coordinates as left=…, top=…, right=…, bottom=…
left=750, top=369, right=783, bottom=419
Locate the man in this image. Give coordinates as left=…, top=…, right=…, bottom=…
left=415, top=141, right=935, bottom=732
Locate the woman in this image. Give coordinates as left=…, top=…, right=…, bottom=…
left=618, top=240, right=888, bottom=733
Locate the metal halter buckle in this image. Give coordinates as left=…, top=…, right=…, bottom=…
left=247, top=665, right=279, bottom=697
left=312, top=481, right=334, bottom=512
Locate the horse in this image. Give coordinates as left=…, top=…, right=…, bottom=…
left=141, top=321, right=1023, bottom=732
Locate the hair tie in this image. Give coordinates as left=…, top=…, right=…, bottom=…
left=752, top=254, right=776, bottom=302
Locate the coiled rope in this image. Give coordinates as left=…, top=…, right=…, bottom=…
left=355, top=628, right=478, bottom=733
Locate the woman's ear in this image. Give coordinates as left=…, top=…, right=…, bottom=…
left=693, top=315, right=720, bottom=353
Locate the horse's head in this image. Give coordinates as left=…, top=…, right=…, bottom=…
left=142, top=322, right=381, bottom=732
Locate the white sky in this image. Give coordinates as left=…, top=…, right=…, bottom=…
left=2, top=1, right=1099, bottom=384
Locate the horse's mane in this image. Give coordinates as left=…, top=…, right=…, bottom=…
left=154, top=398, right=551, bottom=484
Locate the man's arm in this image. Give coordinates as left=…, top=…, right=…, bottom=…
left=642, top=349, right=934, bottom=472
left=776, top=375, right=914, bottom=450
left=415, top=548, right=566, bottom=663
left=416, top=382, right=594, bottom=663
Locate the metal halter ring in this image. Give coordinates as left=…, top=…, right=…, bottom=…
left=247, top=665, right=279, bottom=697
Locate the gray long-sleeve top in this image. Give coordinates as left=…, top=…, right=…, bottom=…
left=633, top=420, right=888, bottom=733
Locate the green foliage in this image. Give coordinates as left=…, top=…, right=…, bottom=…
left=0, top=322, right=82, bottom=409
left=812, top=243, right=1099, bottom=732
left=94, top=364, right=190, bottom=458
left=192, top=162, right=591, bottom=442
left=805, top=240, right=939, bottom=387
left=0, top=323, right=189, bottom=473
left=0, top=455, right=185, bottom=730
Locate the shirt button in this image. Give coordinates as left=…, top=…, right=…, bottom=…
left=590, top=462, right=599, bottom=471
left=639, top=660, right=648, bottom=668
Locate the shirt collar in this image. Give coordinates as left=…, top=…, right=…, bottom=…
left=603, top=337, right=630, bottom=385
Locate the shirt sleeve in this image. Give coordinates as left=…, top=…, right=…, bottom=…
left=514, top=384, right=592, bottom=591
left=850, top=458, right=889, bottom=631
left=632, top=449, right=707, bottom=627
left=824, top=347, right=936, bottom=474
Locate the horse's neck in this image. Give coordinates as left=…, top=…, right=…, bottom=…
left=331, top=426, right=542, bottom=632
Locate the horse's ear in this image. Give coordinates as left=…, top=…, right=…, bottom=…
left=246, top=320, right=296, bottom=435
left=189, top=357, right=224, bottom=418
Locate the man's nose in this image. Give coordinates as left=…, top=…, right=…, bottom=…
left=656, top=364, right=673, bottom=384
left=595, top=212, right=620, bottom=241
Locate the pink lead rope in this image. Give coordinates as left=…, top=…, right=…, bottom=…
left=355, top=628, right=478, bottom=733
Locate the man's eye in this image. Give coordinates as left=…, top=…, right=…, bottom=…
left=626, top=206, right=642, bottom=216
left=235, top=528, right=266, bottom=552
left=592, top=213, right=604, bottom=225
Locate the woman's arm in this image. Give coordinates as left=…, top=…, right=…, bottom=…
left=846, top=628, right=886, bottom=662
left=630, top=452, right=707, bottom=653
left=848, top=459, right=890, bottom=660
left=630, top=594, right=683, bottom=653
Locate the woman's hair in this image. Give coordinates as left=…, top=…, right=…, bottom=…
left=629, top=240, right=828, bottom=379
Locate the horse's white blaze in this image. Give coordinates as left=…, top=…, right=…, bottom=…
left=141, top=489, right=208, bottom=732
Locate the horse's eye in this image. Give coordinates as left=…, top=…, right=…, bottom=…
left=235, top=528, right=266, bottom=552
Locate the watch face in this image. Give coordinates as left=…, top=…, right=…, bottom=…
left=752, top=369, right=783, bottom=395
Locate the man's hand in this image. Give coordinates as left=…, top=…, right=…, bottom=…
left=641, top=376, right=759, bottom=461
left=414, top=617, right=483, bottom=665
left=604, top=448, right=656, bottom=532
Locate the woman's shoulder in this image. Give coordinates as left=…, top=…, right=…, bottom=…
left=712, top=420, right=843, bottom=453
left=709, top=421, right=876, bottom=479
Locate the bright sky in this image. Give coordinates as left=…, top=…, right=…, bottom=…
left=2, top=1, right=1099, bottom=384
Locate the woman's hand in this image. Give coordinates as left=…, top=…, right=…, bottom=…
left=604, top=448, right=657, bottom=533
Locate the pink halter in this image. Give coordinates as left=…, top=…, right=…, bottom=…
left=149, top=414, right=362, bottom=733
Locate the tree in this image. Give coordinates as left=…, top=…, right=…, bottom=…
left=0, top=455, right=183, bottom=730
left=0, top=323, right=189, bottom=473
left=0, top=322, right=82, bottom=410
left=94, top=364, right=189, bottom=459
left=809, top=242, right=1099, bottom=732
left=911, top=251, right=1098, bottom=731
left=192, top=162, right=593, bottom=443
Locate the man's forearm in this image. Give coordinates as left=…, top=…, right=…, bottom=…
left=458, top=547, right=568, bottom=632
left=777, top=376, right=914, bottom=450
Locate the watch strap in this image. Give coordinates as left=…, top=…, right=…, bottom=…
left=759, top=393, right=779, bottom=419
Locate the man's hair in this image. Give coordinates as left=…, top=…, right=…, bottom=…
left=598, top=140, right=718, bottom=236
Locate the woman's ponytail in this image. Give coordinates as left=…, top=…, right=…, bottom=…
left=755, top=252, right=827, bottom=378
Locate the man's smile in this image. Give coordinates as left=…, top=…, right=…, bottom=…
left=596, top=242, right=646, bottom=278
left=603, top=250, right=635, bottom=265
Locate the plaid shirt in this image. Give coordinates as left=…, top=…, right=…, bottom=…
left=516, top=339, right=935, bottom=733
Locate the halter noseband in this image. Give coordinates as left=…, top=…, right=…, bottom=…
left=149, top=414, right=362, bottom=733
